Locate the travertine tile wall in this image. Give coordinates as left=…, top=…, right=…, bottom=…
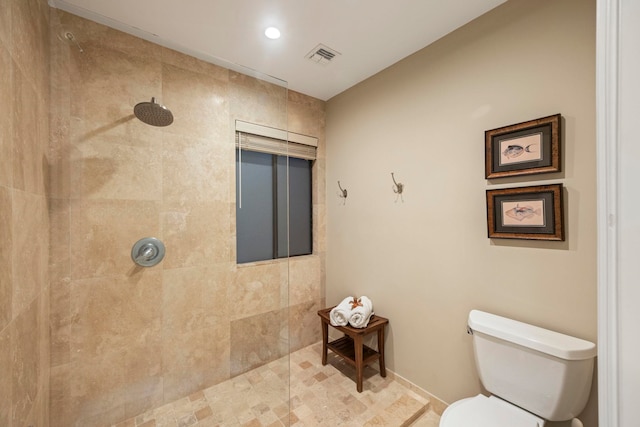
left=47, top=9, right=326, bottom=427
left=0, top=0, right=52, bottom=426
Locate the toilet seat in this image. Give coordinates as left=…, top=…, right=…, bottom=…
left=440, top=394, right=545, bottom=427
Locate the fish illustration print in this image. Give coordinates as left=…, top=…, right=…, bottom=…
left=504, top=204, right=542, bottom=221
left=502, top=143, right=538, bottom=159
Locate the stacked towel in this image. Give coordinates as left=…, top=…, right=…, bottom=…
left=329, top=297, right=354, bottom=326
left=349, top=296, right=374, bottom=328
left=329, top=296, right=375, bottom=328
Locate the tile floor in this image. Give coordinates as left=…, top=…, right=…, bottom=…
left=113, top=342, right=441, bottom=427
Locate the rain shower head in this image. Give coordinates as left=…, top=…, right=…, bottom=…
left=134, top=97, right=174, bottom=127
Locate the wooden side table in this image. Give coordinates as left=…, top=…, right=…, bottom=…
left=317, top=307, right=389, bottom=392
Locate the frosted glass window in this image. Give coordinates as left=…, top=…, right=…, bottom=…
left=236, top=150, right=312, bottom=263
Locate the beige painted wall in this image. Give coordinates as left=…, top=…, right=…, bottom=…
left=0, top=0, right=51, bottom=425
left=326, top=0, right=597, bottom=424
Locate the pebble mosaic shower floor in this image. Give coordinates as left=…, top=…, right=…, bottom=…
left=112, top=342, right=440, bottom=427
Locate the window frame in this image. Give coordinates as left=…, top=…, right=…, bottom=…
left=235, top=121, right=317, bottom=264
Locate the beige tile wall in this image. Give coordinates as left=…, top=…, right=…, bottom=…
left=47, top=9, right=326, bottom=427
left=0, top=0, right=51, bottom=426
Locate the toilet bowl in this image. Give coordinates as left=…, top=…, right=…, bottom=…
left=440, top=394, right=545, bottom=427
left=439, top=310, right=596, bottom=427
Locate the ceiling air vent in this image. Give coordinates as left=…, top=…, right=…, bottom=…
left=305, top=44, right=341, bottom=65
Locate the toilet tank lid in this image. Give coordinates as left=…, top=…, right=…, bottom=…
left=468, top=310, right=596, bottom=360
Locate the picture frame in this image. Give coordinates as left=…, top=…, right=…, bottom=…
left=485, top=114, right=561, bottom=179
left=486, top=184, right=564, bottom=241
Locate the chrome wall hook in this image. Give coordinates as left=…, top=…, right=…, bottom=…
left=337, top=181, right=348, bottom=204
left=391, top=173, right=404, bottom=202
left=58, top=31, right=84, bottom=53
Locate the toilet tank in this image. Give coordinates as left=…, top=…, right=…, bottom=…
left=468, top=310, right=596, bottom=422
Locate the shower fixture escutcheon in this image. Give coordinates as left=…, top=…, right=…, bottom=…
left=131, top=237, right=165, bottom=267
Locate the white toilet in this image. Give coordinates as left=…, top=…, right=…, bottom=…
left=440, top=310, right=596, bottom=427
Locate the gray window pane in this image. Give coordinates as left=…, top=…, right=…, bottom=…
left=236, top=150, right=273, bottom=263
left=287, top=157, right=312, bottom=257
left=276, top=156, right=289, bottom=258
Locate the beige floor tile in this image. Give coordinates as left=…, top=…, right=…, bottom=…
left=113, top=343, right=430, bottom=427
left=408, top=410, right=441, bottom=427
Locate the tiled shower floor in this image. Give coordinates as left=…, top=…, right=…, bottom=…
left=113, top=342, right=440, bottom=427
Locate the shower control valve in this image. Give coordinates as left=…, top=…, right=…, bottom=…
left=131, top=237, right=165, bottom=267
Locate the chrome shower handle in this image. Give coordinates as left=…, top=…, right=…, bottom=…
left=135, top=244, right=156, bottom=262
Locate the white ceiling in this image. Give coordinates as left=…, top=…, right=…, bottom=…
left=48, top=0, right=506, bottom=101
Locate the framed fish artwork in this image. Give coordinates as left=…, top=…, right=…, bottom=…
left=486, top=184, right=564, bottom=241
left=485, top=114, right=561, bottom=179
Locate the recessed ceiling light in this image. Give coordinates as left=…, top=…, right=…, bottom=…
left=265, top=27, right=281, bottom=40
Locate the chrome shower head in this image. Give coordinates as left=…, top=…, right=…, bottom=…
left=134, top=97, right=174, bottom=127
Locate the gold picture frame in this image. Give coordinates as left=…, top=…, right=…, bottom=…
left=486, top=184, right=564, bottom=241
left=485, top=114, right=561, bottom=179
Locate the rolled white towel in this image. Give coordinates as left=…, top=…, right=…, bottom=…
left=329, top=297, right=354, bottom=326
left=349, top=296, right=374, bottom=328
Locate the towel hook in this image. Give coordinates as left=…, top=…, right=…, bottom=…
left=337, top=181, right=348, bottom=204
left=60, top=31, right=84, bottom=53
left=391, top=172, right=404, bottom=202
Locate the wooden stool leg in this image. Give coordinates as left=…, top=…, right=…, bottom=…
left=354, top=335, right=364, bottom=392
left=378, top=328, right=386, bottom=377
left=321, top=320, right=328, bottom=365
